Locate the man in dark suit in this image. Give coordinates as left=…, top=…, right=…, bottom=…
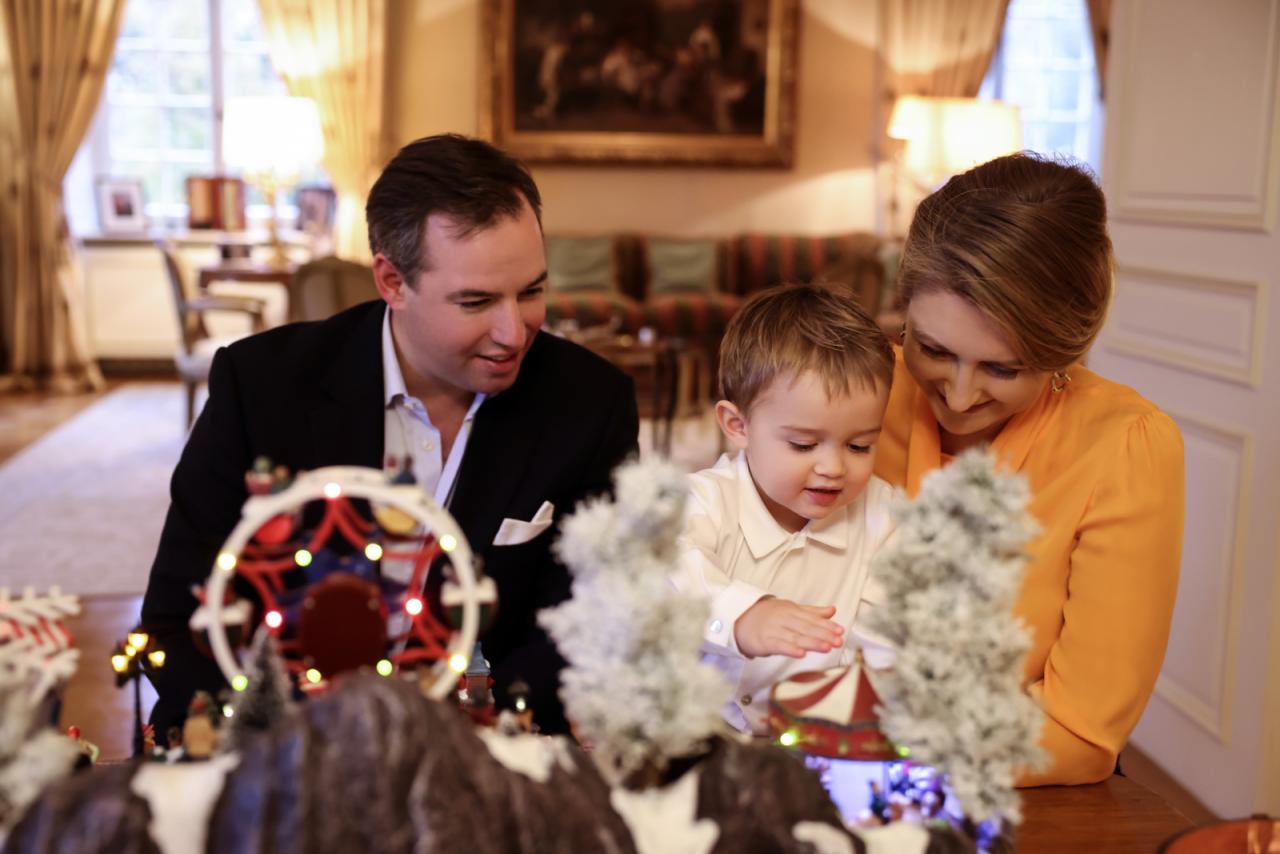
left=141, top=134, right=638, bottom=739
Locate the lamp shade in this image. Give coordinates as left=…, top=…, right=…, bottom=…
left=222, top=96, right=324, bottom=180
left=888, top=95, right=1022, bottom=182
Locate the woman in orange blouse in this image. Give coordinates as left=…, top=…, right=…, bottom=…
left=875, top=153, right=1184, bottom=786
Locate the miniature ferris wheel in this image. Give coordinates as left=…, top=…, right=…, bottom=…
left=195, top=462, right=496, bottom=700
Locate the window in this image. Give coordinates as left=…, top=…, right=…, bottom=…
left=68, top=0, right=289, bottom=231
left=980, top=0, right=1103, bottom=171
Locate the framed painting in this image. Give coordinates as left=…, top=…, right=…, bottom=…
left=480, top=0, right=799, bottom=167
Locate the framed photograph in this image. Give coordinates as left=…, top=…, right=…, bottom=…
left=186, top=176, right=247, bottom=231
left=479, top=0, right=799, bottom=167
left=295, top=185, right=337, bottom=234
left=95, top=178, right=147, bottom=233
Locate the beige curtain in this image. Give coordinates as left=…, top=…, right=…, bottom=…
left=257, top=0, right=387, bottom=262
left=882, top=0, right=1012, bottom=98
left=0, top=0, right=124, bottom=392
left=1084, top=0, right=1112, bottom=100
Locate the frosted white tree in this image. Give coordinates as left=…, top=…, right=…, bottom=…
left=0, top=672, right=80, bottom=843
left=539, top=458, right=731, bottom=787
left=866, top=448, right=1047, bottom=825
left=221, top=631, right=294, bottom=753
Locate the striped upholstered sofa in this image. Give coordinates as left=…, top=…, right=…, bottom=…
left=543, top=232, right=897, bottom=356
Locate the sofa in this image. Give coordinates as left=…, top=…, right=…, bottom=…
left=543, top=231, right=899, bottom=358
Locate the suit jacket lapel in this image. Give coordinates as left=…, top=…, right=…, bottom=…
left=309, top=302, right=386, bottom=470
left=450, top=337, right=551, bottom=551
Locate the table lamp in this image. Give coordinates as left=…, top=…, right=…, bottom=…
left=222, top=95, right=325, bottom=268
left=885, top=95, right=1022, bottom=233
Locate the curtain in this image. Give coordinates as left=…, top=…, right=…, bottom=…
left=0, top=0, right=124, bottom=392
left=882, top=0, right=1012, bottom=98
left=257, top=0, right=387, bottom=263
left=1084, top=0, right=1111, bottom=100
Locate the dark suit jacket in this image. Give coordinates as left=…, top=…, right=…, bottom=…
left=141, top=300, right=638, bottom=736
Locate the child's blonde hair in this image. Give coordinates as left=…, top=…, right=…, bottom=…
left=719, top=283, right=894, bottom=413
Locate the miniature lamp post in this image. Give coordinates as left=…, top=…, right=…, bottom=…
left=110, top=626, right=166, bottom=756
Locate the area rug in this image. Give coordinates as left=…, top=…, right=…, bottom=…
left=0, top=385, right=187, bottom=596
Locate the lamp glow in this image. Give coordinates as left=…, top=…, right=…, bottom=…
left=147, top=650, right=166, bottom=668
left=127, top=630, right=149, bottom=650
left=888, top=95, right=1022, bottom=184
left=364, top=543, right=384, bottom=561
left=111, top=654, right=129, bottom=673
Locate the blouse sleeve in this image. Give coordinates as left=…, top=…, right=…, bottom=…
left=1019, top=410, right=1185, bottom=786
left=668, top=473, right=770, bottom=659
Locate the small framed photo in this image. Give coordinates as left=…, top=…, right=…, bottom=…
left=95, top=178, right=147, bottom=233
left=295, top=185, right=337, bottom=234
left=186, top=176, right=247, bottom=231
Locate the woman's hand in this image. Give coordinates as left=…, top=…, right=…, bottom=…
left=734, top=596, right=843, bottom=659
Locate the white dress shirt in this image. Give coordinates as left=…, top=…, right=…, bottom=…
left=671, top=452, right=897, bottom=733
left=380, top=309, right=484, bottom=507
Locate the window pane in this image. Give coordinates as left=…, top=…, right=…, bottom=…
left=222, top=0, right=267, bottom=44
left=109, top=104, right=167, bottom=153
left=1048, top=70, right=1080, bottom=112
left=1005, top=18, right=1046, bottom=62
left=169, top=50, right=211, bottom=95
left=161, top=0, right=209, bottom=42
left=1044, top=121, right=1078, bottom=153
left=119, top=0, right=164, bottom=39
left=1051, top=19, right=1085, bottom=60
left=108, top=49, right=161, bottom=97
left=170, top=106, right=212, bottom=150
left=223, top=51, right=287, bottom=100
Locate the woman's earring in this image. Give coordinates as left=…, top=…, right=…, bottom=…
left=1051, top=371, right=1072, bottom=394
left=899, top=323, right=906, bottom=344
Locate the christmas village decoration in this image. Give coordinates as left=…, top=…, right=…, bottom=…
left=197, top=462, right=496, bottom=700
left=0, top=588, right=83, bottom=841
left=109, top=626, right=166, bottom=756
left=5, top=456, right=1040, bottom=853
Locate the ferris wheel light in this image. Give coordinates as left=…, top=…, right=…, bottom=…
left=264, top=610, right=284, bottom=629
left=323, top=482, right=342, bottom=499
left=294, top=549, right=313, bottom=567
left=404, top=597, right=424, bottom=616
left=439, top=534, right=458, bottom=553
left=364, top=542, right=384, bottom=561
left=305, top=668, right=322, bottom=684
left=448, top=653, right=469, bottom=673
left=376, top=659, right=394, bottom=677
left=216, top=552, right=237, bottom=572
left=231, top=674, right=249, bottom=692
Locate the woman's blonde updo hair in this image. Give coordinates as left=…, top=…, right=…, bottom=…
left=896, top=152, right=1113, bottom=372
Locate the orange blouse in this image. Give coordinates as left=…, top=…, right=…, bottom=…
left=874, top=351, right=1185, bottom=786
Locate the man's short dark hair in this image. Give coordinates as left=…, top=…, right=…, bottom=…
left=366, top=134, right=543, bottom=285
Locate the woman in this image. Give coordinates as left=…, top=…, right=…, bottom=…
left=875, top=153, right=1184, bottom=786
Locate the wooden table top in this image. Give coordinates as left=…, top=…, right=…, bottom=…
left=61, top=596, right=1195, bottom=850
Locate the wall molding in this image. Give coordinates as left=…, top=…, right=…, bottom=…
left=1100, top=265, right=1267, bottom=388
left=1106, top=0, right=1280, bottom=231
left=1151, top=411, right=1254, bottom=745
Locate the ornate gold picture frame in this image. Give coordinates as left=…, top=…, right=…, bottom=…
left=479, top=0, right=799, bottom=167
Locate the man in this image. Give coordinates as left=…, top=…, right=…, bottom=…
left=141, top=134, right=638, bottom=738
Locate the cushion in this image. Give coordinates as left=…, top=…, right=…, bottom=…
left=642, top=292, right=741, bottom=340
left=544, top=291, right=644, bottom=335
left=545, top=236, right=618, bottom=293
left=731, top=233, right=863, bottom=295
left=644, top=238, right=719, bottom=294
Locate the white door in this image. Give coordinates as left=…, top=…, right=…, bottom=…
left=1093, top=0, right=1280, bottom=817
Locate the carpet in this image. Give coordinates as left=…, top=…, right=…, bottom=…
left=0, top=385, right=186, bottom=596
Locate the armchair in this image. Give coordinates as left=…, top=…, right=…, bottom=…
left=156, top=241, right=267, bottom=427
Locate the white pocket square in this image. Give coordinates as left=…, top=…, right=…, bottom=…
left=493, top=500, right=555, bottom=546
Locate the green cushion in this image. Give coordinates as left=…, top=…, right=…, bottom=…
left=545, top=236, right=617, bottom=293
left=646, top=238, right=718, bottom=294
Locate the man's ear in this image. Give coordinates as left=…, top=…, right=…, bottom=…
left=715, top=400, right=749, bottom=450
left=373, top=254, right=410, bottom=309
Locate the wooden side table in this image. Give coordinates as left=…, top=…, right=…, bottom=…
left=567, top=332, right=682, bottom=455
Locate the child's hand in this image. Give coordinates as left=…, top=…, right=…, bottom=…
left=734, top=597, right=843, bottom=659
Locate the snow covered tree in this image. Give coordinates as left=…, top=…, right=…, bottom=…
left=866, top=448, right=1047, bottom=826
left=0, top=671, right=79, bottom=843
left=220, top=631, right=294, bottom=753
left=539, top=458, right=730, bottom=788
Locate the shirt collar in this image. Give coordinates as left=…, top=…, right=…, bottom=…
left=733, top=452, right=850, bottom=559
left=380, top=309, right=487, bottom=417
